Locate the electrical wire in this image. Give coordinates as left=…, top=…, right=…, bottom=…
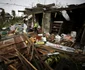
left=0, top=2, right=29, bottom=7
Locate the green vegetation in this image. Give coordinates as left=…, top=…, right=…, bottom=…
left=0, top=9, right=23, bottom=30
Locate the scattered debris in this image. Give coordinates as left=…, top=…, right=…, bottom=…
left=0, top=33, right=85, bottom=70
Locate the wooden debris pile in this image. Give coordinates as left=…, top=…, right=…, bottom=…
left=0, top=33, right=85, bottom=70
left=0, top=34, right=53, bottom=70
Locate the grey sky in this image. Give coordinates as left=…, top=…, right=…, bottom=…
left=0, top=0, right=85, bottom=16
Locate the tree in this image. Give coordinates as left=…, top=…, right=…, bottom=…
left=0, top=9, right=5, bottom=29
left=1, top=9, right=5, bottom=21
left=12, top=10, right=16, bottom=19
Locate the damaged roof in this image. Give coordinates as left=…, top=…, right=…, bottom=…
left=18, top=3, right=85, bottom=14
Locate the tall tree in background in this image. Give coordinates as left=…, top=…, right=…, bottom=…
left=12, top=10, right=16, bottom=19
left=1, top=9, right=5, bottom=21
left=0, top=9, right=5, bottom=29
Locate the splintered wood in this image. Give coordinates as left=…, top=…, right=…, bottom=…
left=0, top=34, right=53, bottom=70
left=0, top=34, right=28, bottom=70
left=0, top=34, right=85, bottom=70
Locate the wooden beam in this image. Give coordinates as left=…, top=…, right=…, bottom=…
left=18, top=10, right=25, bottom=12
left=37, top=3, right=55, bottom=8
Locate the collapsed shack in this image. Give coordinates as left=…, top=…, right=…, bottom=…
left=18, top=3, right=85, bottom=45
left=0, top=33, right=85, bottom=70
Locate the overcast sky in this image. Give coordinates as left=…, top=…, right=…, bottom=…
left=0, top=0, right=85, bottom=16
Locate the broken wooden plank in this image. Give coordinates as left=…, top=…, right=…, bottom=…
left=15, top=48, right=38, bottom=70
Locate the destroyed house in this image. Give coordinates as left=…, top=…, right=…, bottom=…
left=19, top=3, right=85, bottom=43
left=0, top=3, right=85, bottom=70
